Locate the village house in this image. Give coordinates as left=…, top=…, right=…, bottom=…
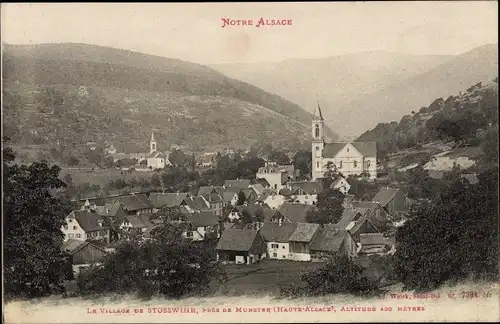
left=350, top=201, right=390, bottom=227
left=241, top=187, right=259, bottom=204
left=62, top=239, right=108, bottom=276
left=256, top=162, right=288, bottom=191
left=311, top=103, right=377, bottom=181
left=95, top=201, right=128, bottom=225
left=277, top=203, right=315, bottom=223
left=288, top=223, right=320, bottom=261
left=201, top=193, right=224, bottom=217
left=198, top=153, right=217, bottom=168
left=282, top=181, right=323, bottom=205
left=309, top=228, right=357, bottom=262
left=359, top=233, right=396, bottom=256
left=118, top=214, right=156, bottom=234
left=180, top=196, right=210, bottom=213
left=278, top=164, right=298, bottom=182
left=254, top=178, right=271, bottom=189
left=222, top=191, right=239, bottom=207
left=224, top=179, right=252, bottom=191
left=256, top=188, right=284, bottom=209
left=372, top=187, right=410, bottom=219
left=216, top=228, right=267, bottom=265
left=226, top=204, right=265, bottom=223
left=263, top=209, right=286, bottom=223
left=113, top=194, right=154, bottom=215
left=148, top=192, right=191, bottom=211
left=330, top=175, right=351, bottom=194
left=182, top=210, right=219, bottom=241
left=197, top=186, right=224, bottom=197
left=331, top=208, right=380, bottom=243
left=62, top=210, right=112, bottom=243
left=259, top=221, right=298, bottom=260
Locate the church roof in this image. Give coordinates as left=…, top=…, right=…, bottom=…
left=322, top=142, right=376, bottom=158
left=151, top=132, right=156, bottom=142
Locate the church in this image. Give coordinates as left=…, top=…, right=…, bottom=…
left=311, top=103, right=377, bottom=181
left=146, top=132, right=170, bottom=170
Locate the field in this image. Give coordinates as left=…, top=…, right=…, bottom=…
left=216, top=260, right=323, bottom=296
left=5, top=281, right=498, bottom=323
left=60, top=168, right=156, bottom=187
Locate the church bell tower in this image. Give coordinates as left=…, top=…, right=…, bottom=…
left=150, top=131, right=157, bottom=154
left=311, top=102, right=325, bottom=181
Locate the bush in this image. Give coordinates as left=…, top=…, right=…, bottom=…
left=280, top=254, right=378, bottom=298
left=77, top=224, right=225, bottom=299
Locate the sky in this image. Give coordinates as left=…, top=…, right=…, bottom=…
left=2, top=2, right=498, bottom=65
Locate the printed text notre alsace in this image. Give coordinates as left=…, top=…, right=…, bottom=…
left=221, top=18, right=293, bottom=28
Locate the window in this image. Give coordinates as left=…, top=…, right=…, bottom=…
left=187, top=232, right=193, bottom=237
left=339, top=161, right=342, bottom=169
left=346, top=148, right=349, bottom=152
left=73, top=226, right=77, bottom=230
left=282, top=255, right=286, bottom=259
left=353, top=160, right=358, bottom=168
left=367, top=160, right=371, bottom=168
left=68, top=233, right=74, bottom=238
left=273, top=253, right=278, bottom=258
left=315, top=124, right=320, bottom=138
left=316, top=161, right=320, bottom=168
left=282, top=246, right=286, bottom=249
left=271, top=244, right=279, bottom=249
left=63, top=225, right=68, bottom=230
left=274, top=184, right=278, bottom=190
left=76, top=234, right=81, bottom=238
left=68, top=219, right=72, bottom=223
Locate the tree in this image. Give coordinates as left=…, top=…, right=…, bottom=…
left=4, top=144, right=69, bottom=298
left=158, top=206, right=186, bottom=222
left=293, top=150, right=312, bottom=180
left=321, top=162, right=343, bottom=188
left=268, top=149, right=290, bottom=165
left=237, top=191, right=246, bottom=206
left=78, top=223, right=225, bottom=298
left=347, top=175, right=379, bottom=200
left=394, top=168, right=498, bottom=291
left=306, top=188, right=344, bottom=225
left=480, top=125, right=499, bottom=167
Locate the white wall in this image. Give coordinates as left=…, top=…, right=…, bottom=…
left=147, top=157, right=165, bottom=170
left=267, top=242, right=290, bottom=259
left=256, top=172, right=286, bottom=191
left=264, top=194, right=285, bottom=209
left=288, top=194, right=317, bottom=205
left=62, top=216, right=86, bottom=241
left=289, top=252, right=311, bottom=262
left=182, top=227, right=205, bottom=241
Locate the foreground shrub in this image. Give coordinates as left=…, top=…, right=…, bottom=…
left=78, top=224, right=225, bottom=299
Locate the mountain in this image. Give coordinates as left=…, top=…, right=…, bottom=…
left=211, top=45, right=498, bottom=138
left=2, top=43, right=337, bottom=154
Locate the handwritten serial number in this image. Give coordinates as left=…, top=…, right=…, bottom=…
left=221, top=18, right=293, bottom=28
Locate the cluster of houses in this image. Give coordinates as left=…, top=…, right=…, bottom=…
left=61, top=170, right=409, bottom=273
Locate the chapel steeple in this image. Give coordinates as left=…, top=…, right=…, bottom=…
left=150, top=131, right=157, bottom=154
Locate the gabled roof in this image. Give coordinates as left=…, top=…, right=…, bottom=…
left=241, top=204, right=265, bottom=218
left=263, top=209, right=282, bottom=222
left=335, top=208, right=363, bottom=230
left=278, top=203, right=314, bottom=223
left=198, top=186, right=224, bottom=197
left=250, top=183, right=265, bottom=195
left=224, top=179, right=251, bottom=189
left=216, top=228, right=260, bottom=251
left=148, top=192, right=189, bottom=208
left=360, top=233, right=394, bottom=246
left=351, top=142, right=377, bottom=157
left=259, top=222, right=298, bottom=242
left=71, top=210, right=110, bottom=232
left=372, top=188, right=401, bottom=207
left=222, top=191, right=238, bottom=202
left=288, top=223, right=320, bottom=242
left=255, top=178, right=271, bottom=188
left=257, top=188, right=277, bottom=201
left=310, top=229, right=348, bottom=252
left=181, top=196, right=209, bottom=211
left=289, top=181, right=323, bottom=195
left=202, top=193, right=224, bottom=204
left=186, top=210, right=219, bottom=227
left=351, top=201, right=381, bottom=212
left=147, top=151, right=165, bottom=159
left=62, top=239, right=88, bottom=254
left=122, top=215, right=149, bottom=228
left=322, top=142, right=376, bottom=158
left=116, top=194, right=152, bottom=211
left=242, top=188, right=257, bottom=200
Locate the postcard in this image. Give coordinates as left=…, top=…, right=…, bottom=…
left=2, top=2, right=499, bottom=323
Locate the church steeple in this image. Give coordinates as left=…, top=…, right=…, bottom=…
left=150, top=131, right=157, bottom=154
left=313, top=101, right=324, bottom=121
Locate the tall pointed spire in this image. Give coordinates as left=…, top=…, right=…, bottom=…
left=151, top=131, right=156, bottom=142
left=313, top=101, right=324, bottom=121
